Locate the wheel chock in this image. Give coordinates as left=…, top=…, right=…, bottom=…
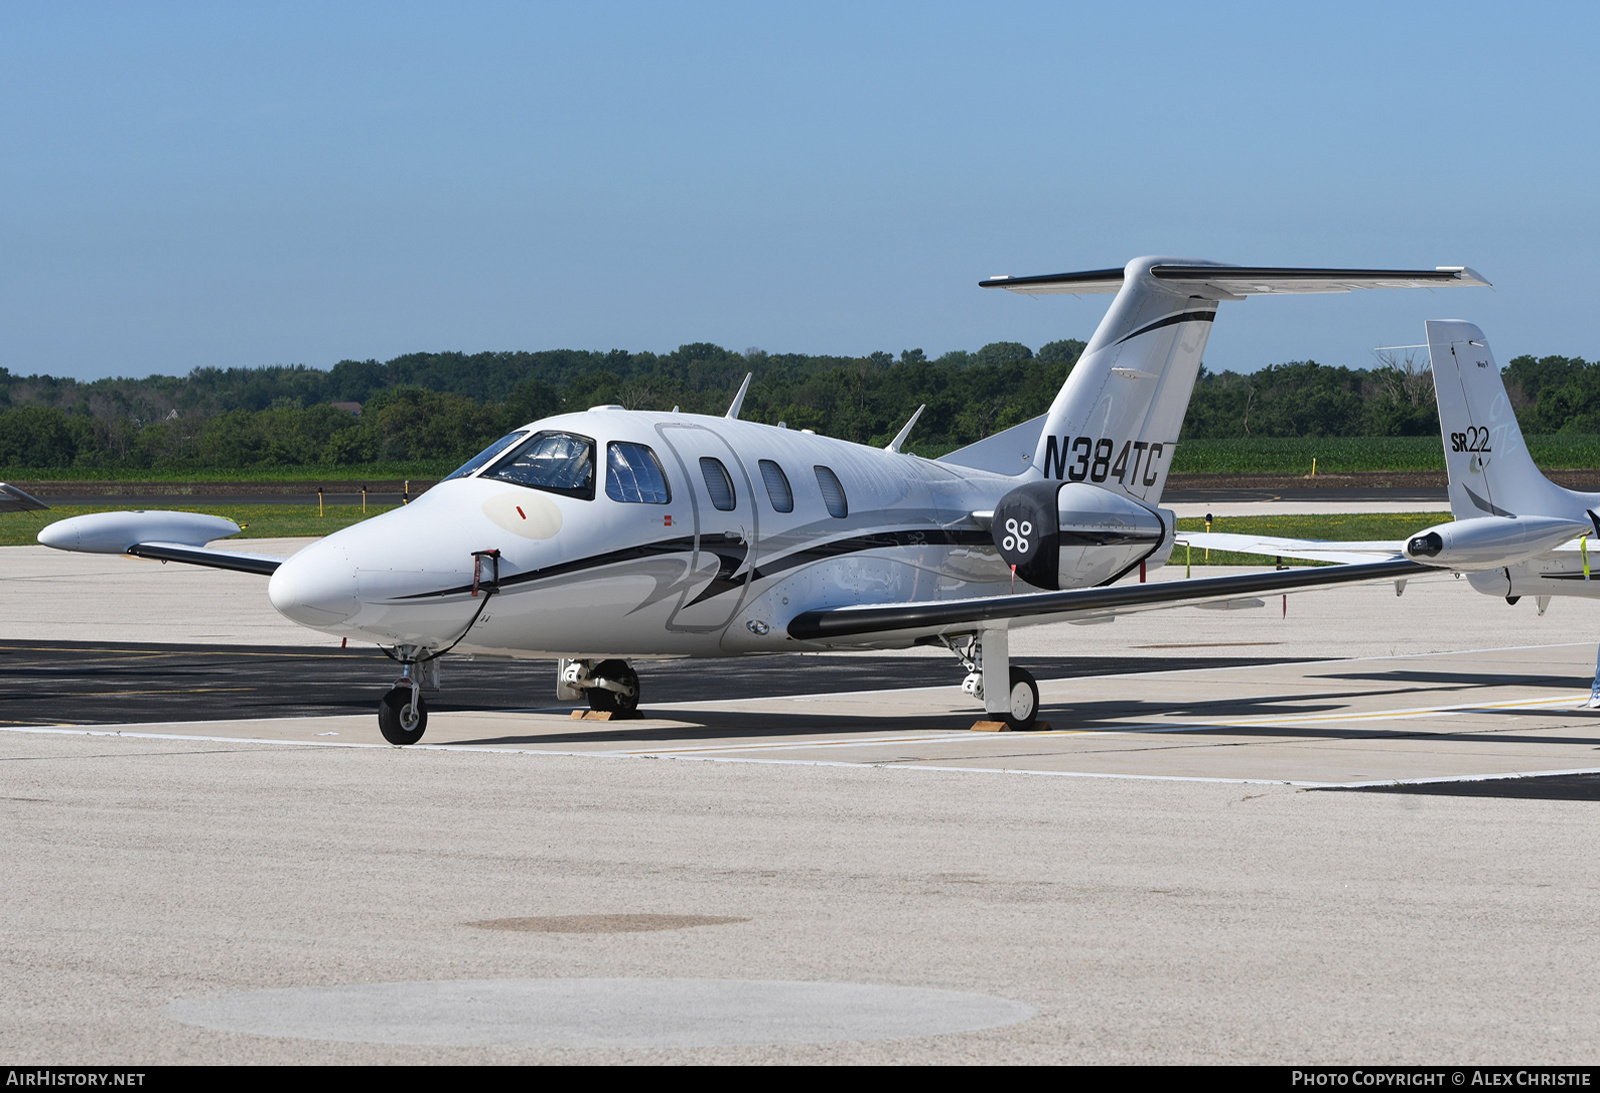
left=570, top=709, right=643, bottom=721
left=970, top=719, right=1052, bottom=732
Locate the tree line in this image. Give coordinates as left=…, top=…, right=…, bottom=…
left=0, top=340, right=1594, bottom=471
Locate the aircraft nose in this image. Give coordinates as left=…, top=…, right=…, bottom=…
left=268, top=543, right=360, bottom=626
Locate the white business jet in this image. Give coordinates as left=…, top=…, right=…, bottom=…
left=37, top=257, right=1485, bottom=743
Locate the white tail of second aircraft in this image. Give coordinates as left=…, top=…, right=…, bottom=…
left=1426, top=319, right=1592, bottom=520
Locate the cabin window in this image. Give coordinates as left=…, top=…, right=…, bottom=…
left=699, top=457, right=737, bottom=511
left=444, top=431, right=527, bottom=481
left=814, top=465, right=848, bottom=518
left=605, top=442, right=671, bottom=504
left=759, top=459, right=793, bottom=513
left=484, top=431, right=596, bottom=500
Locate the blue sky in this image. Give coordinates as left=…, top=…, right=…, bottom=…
left=4, top=2, right=1598, bottom=382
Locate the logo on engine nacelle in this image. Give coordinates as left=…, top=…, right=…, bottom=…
left=1002, top=519, right=1033, bottom=557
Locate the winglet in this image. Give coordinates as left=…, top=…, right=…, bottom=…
left=885, top=405, right=925, bottom=453
left=725, top=373, right=753, bottom=420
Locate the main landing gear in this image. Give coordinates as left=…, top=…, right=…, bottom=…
left=378, top=650, right=438, bottom=746
left=558, top=658, right=641, bottom=714
left=944, top=627, right=1040, bottom=731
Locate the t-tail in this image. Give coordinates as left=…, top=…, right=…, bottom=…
left=975, top=258, right=1487, bottom=589
left=982, top=258, right=1490, bottom=507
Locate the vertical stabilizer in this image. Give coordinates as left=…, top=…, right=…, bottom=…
left=1029, top=256, right=1217, bottom=504
left=1426, top=320, right=1578, bottom=519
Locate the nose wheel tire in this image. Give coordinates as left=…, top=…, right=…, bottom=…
left=378, top=686, right=428, bottom=745
left=1004, top=667, right=1039, bottom=731
left=586, top=659, right=640, bottom=713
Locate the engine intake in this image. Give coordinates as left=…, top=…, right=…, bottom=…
left=1402, top=515, right=1591, bottom=570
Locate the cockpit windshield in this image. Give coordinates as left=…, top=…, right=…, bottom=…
left=483, top=431, right=596, bottom=500
left=443, top=432, right=528, bottom=482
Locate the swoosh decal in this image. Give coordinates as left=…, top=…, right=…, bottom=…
left=1464, top=484, right=1515, bottom=518
left=393, top=527, right=995, bottom=603
left=1112, top=309, right=1216, bottom=346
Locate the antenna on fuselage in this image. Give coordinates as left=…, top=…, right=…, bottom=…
left=885, top=404, right=925, bottom=453
left=725, top=373, right=752, bottom=419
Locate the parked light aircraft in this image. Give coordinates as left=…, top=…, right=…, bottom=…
left=1188, top=320, right=1600, bottom=700
left=37, top=257, right=1487, bottom=743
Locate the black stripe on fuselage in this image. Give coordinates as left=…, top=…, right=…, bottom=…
left=1112, top=309, right=1216, bottom=347
left=750, top=528, right=993, bottom=582
left=395, top=535, right=699, bottom=599
left=1058, top=530, right=1162, bottom=547
left=393, top=527, right=997, bottom=601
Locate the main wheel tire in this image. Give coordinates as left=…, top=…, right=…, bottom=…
left=586, top=658, right=640, bottom=712
left=1003, top=666, right=1039, bottom=731
left=378, top=686, right=428, bottom=745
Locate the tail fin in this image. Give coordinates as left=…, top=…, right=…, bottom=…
left=1426, top=320, right=1577, bottom=519
left=983, top=258, right=1488, bottom=505
left=1022, top=257, right=1217, bottom=504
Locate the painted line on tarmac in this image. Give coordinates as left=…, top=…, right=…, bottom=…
left=0, top=723, right=1293, bottom=781
left=1308, top=765, right=1600, bottom=789
left=10, top=721, right=1600, bottom=790
left=1179, top=692, right=1593, bottom=730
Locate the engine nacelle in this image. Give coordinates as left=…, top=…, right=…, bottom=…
left=1403, top=515, right=1592, bottom=571
left=992, top=481, right=1171, bottom=590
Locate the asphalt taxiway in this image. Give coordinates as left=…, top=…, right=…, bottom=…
left=5, top=533, right=1600, bottom=1063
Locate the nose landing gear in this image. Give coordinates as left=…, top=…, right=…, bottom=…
left=378, top=683, right=428, bottom=745
left=374, top=549, right=499, bottom=746
left=378, top=649, right=437, bottom=745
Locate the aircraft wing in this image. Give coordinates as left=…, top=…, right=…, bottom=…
left=124, top=542, right=284, bottom=575
left=1178, top=531, right=1406, bottom=566
left=0, top=483, right=49, bottom=513
left=787, top=558, right=1431, bottom=642
left=980, top=264, right=1489, bottom=297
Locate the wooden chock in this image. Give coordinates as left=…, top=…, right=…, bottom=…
left=969, top=719, right=1053, bottom=733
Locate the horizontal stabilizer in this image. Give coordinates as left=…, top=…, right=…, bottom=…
left=981, top=264, right=1489, bottom=298
left=788, top=558, right=1429, bottom=642
left=1179, top=532, right=1407, bottom=566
